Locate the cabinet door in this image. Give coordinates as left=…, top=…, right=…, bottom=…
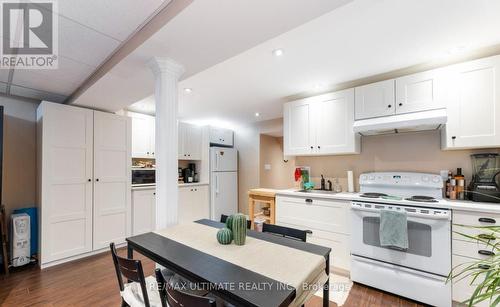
left=283, top=98, right=315, bottom=156
left=395, top=68, right=448, bottom=114
left=209, top=127, right=233, bottom=146
left=131, top=115, right=153, bottom=158
left=148, top=117, right=155, bottom=158
left=315, top=89, right=360, bottom=155
left=93, top=111, right=131, bottom=250
left=40, top=102, right=93, bottom=264
left=355, top=79, right=395, bottom=120
left=179, top=185, right=209, bottom=223
left=178, top=122, right=186, bottom=159
left=443, top=56, right=500, bottom=149
left=132, top=189, right=156, bottom=235
left=183, top=123, right=203, bottom=160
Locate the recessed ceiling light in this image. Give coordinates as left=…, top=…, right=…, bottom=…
left=184, top=88, right=193, bottom=93
left=272, top=49, right=284, bottom=57
left=255, top=112, right=260, bottom=117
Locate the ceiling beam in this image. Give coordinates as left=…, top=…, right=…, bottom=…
left=65, top=0, right=193, bottom=105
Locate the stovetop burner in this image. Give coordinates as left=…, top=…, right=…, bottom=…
left=360, top=192, right=388, bottom=198
left=405, top=195, right=438, bottom=203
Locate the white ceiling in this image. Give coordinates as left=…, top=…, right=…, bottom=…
left=0, top=0, right=169, bottom=102
left=72, top=0, right=352, bottom=110
left=79, top=0, right=500, bottom=125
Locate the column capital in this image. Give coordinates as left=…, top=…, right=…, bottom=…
left=148, top=57, right=185, bottom=79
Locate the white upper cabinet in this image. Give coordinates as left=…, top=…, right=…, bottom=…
left=209, top=127, right=233, bottom=147
left=442, top=55, right=500, bottom=150
left=355, top=79, right=395, bottom=120
left=395, top=68, right=449, bottom=114
left=284, top=89, right=360, bottom=156
left=283, top=97, right=315, bottom=155
left=179, top=122, right=203, bottom=160
left=130, top=113, right=155, bottom=158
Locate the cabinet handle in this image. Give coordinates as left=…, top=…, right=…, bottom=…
left=88, top=179, right=91, bottom=182
left=478, top=264, right=491, bottom=270
left=398, top=103, right=403, bottom=106
left=478, top=250, right=495, bottom=256
left=152, top=152, right=154, bottom=155
left=153, top=192, right=156, bottom=195
left=147, top=152, right=150, bottom=154
left=451, top=136, right=456, bottom=140
left=317, top=146, right=321, bottom=149
left=305, top=198, right=313, bottom=203
left=96, top=178, right=99, bottom=182
left=478, top=234, right=496, bottom=241
left=479, top=218, right=496, bottom=224
left=388, top=105, right=392, bottom=108
left=310, top=146, right=313, bottom=149
left=305, top=230, right=313, bottom=235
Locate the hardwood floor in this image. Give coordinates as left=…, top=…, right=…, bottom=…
left=0, top=249, right=425, bottom=307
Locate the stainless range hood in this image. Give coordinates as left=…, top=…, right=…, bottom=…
left=353, top=108, right=447, bottom=136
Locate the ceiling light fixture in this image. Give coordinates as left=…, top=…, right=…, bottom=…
left=184, top=88, right=193, bottom=93
left=255, top=112, right=260, bottom=117
left=272, top=49, right=284, bottom=57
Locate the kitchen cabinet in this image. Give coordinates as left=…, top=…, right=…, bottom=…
left=442, top=55, right=500, bottom=150
left=275, top=195, right=351, bottom=271
left=37, top=101, right=131, bottom=267
left=355, top=79, right=395, bottom=120
left=395, top=67, right=449, bottom=114
left=179, top=122, right=203, bottom=160
left=132, top=188, right=156, bottom=235
left=451, top=210, right=498, bottom=306
left=209, top=127, right=233, bottom=147
left=178, top=185, right=210, bottom=224
left=284, top=88, right=360, bottom=156
left=130, top=112, right=155, bottom=158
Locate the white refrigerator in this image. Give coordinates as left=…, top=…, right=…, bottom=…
left=210, top=147, right=238, bottom=220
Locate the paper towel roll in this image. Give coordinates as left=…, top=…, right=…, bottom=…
left=347, top=171, right=354, bottom=193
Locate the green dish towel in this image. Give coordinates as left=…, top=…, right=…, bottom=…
left=379, top=210, right=408, bottom=250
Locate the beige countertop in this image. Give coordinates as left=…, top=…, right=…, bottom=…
left=132, top=182, right=209, bottom=190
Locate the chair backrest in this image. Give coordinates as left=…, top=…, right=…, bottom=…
left=220, top=214, right=251, bottom=229
left=110, top=243, right=150, bottom=307
left=155, top=269, right=216, bottom=307
left=262, top=223, right=311, bottom=242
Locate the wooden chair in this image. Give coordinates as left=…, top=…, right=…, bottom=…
left=262, top=223, right=312, bottom=242
left=220, top=214, right=251, bottom=229
left=155, top=268, right=216, bottom=307
left=110, top=242, right=152, bottom=307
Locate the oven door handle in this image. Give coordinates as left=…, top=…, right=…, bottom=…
left=351, top=205, right=451, bottom=220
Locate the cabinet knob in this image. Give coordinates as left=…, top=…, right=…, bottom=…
left=88, top=179, right=91, bottom=182
left=152, top=152, right=154, bottom=155
left=305, top=198, right=313, bottom=203
left=96, top=178, right=99, bottom=182
left=451, top=136, right=457, bottom=140
left=317, top=146, right=321, bottom=149
left=388, top=105, right=392, bottom=108
left=479, top=217, right=496, bottom=224
left=147, top=152, right=150, bottom=154
left=398, top=103, right=403, bottom=106
left=310, top=146, right=313, bottom=149
left=153, top=192, right=156, bottom=195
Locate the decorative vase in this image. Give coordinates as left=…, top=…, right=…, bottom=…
left=232, top=214, right=247, bottom=246
left=216, top=228, right=233, bottom=245
left=226, top=214, right=235, bottom=230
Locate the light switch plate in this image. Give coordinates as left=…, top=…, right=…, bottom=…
left=264, top=164, right=271, bottom=171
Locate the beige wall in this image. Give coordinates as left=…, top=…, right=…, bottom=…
left=296, top=130, right=500, bottom=191
left=259, top=135, right=296, bottom=189
left=0, top=96, right=38, bottom=221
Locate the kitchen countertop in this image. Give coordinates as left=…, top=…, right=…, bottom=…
left=132, top=182, right=209, bottom=190
left=276, top=189, right=500, bottom=214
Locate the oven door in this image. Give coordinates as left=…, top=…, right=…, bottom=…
left=132, top=169, right=156, bottom=185
left=351, top=201, right=451, bottom=276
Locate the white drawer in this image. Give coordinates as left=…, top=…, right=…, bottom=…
left=452, top=255, right=492, bottom=306
left=453, top=210, right=500, bottom=242
left=276, top=196, right=350, bottom=235
left=453, top=239, right=496, bottom=261
left=277, top=221, right=351, bottom=271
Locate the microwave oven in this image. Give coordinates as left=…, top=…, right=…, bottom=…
left=132, top=168, right=155, bottom=185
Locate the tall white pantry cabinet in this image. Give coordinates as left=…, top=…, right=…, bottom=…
left=37, top=101, right=132, bottom=268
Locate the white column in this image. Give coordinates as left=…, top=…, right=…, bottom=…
left=148, top=57, right=185, bottom=229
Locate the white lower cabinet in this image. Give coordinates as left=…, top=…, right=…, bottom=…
left=275, top=195, right=351, bottom=271
left=452, top=210, right=498, bottom=306
left=179, top=185, right=210, bottom=224
left=132, top=188, right=156, bottom=236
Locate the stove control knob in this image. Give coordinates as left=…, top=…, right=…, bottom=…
left=432, top=176, right=441, bottom=183
left=422, top=176, right=429, bottom=182
left=369, top=175, right=375, bottom=180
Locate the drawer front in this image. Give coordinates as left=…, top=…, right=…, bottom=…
left=276, top=196, right=350, bottom=235
left=278, top=221, right=351, bottom=271
left=452, top=255, right=492, bottom=306
left=453, top=239, right=496, bottom=260
left=453, top=210, right=500, bottom=242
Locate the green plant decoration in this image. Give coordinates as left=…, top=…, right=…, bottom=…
left=232, top=214, right=247, bottom=246
left=216, top=227, right=233, bottom=245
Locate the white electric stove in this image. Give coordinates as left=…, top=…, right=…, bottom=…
left=350, top=172, right=451, bottom=307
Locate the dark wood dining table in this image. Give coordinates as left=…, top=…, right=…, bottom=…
left=126, top=219, right=331, bottom=307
